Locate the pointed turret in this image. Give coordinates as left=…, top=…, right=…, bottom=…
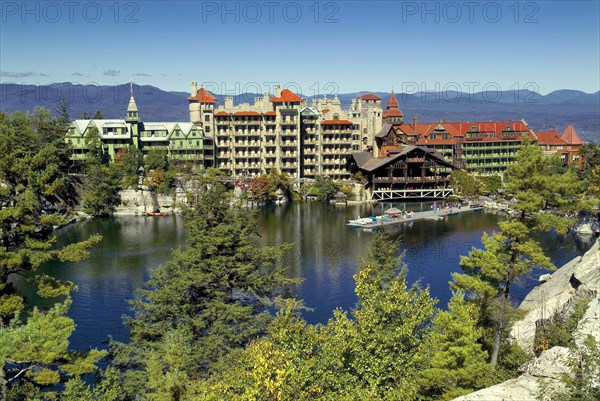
left=386, top=89, right=399, bottom=109
left=561, top=124, right=584, bottom=145
left=126, top=83, right=139, bottom=122
left=383, top=89, right=403, bottom=123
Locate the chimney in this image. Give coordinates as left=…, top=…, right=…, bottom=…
left=275, top=83, right=281, bottom=97
left=440, top=118, right=445, bottom=124
left=413, top=116, right=418, bottom=127
left=225, top=96, right=233, bottom=110
left=191, top=81, right=197, bottom=97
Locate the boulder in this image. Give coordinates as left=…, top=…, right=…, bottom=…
left=451, top=347, right=572, bottom=401
left=575, top=298, right=600, bottom=347
left=511, top=239, right=600, bottom=351
left=572, top=211, right=600, bottom=234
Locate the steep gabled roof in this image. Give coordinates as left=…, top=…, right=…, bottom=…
left=386, top=90, right=399, bottom=109
left=187, top=87, right=217, bottom=103
left=535, top=130, right=567, bottom=146
left=561, top=124, right=584, bottom=145
left=353, top=145, right=453, bottom=172
left=270, top=89, right=303, bottom=103
left=383, top=108, right=403, bottom=118
left=375, top=122, right=394, bottom=138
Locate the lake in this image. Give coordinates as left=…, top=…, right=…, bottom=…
left=22, top=202, right=595, bottom=351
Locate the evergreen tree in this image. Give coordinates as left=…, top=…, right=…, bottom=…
left=199, top=230, right=436, bottom=401
left=112, top=182, right=298, bottom=399
left=92, top=110, right=104, bottom=120
left=115, top=146, right=144, bottom=189
left=81, top=127, right=122, bottom=216
left=453, top=140, right=582, bottom=369
left=416, top=293, right=493, bottom=401
left=55, top=96, right=72, bottom=125
left=0, top=110, right=103, bottom=398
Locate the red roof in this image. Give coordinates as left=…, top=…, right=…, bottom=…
left=264, top=111, right=277, bottom=116
left=187, top=87, right=217, bottom=103
left=321, top=119, right=353, bottom=125
left=233, top=111, right=261, bottom=117
left=359, top=93, right=381, bottom=101
left=270, top=89, right=303, bottom=103
left=383, top=108, right=403, bottom=117
left=534, top=130, right=567, bottom=146
left=215, top=111, right=230, bottom=116
left=392, top=120, right=532, bottom=142
left=561, top=124, right=584, bottom=145
left=386, top=90, right=399, bottom=109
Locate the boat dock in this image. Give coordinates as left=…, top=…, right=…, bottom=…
left=347, top=205, right=483, bottom=229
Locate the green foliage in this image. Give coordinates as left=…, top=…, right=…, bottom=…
left=1, top=299, right=107, bottom=399
left=144, top=148, right=169, bottom=172
left=82, top=162, right=122, bottom=216
left=111, top=182, right=298, bottom=399
left=450, top=170, right=481, bottom=197
left=452, top=219, right=551, bottom=368
left=505, top=140, right=583, bottom=227
left=148, top=167, right=177, bottom=195
left=308, top=175, right=340, bottom=202
left=481, top=174, right=502, bottom=195
left=249, top=168, right=294, bottom=202
left=534, top=295, right=592, bottom=352
left=539, top=335, right=600, bottom=401
left=55, top=96, right=71, bottom=125
left=0, top=109, right=104, bottom=397
left=417, top=293, right=493, bottom=401
left=198, top=230, right=436, bottom=401
left=62, top=367, right=125, bottom=401
left=115, top=146, right=143, bottom=188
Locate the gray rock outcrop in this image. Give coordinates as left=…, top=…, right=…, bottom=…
left=452, top=238, right=600, bottom=401
left=512, top=238, right=599, bottom=351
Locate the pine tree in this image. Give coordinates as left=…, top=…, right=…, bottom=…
left=417, top=293, right=493, bottom=401
left=111, top=182, right=298, bottom=398
left=197, top=230, right=436, bottom=401
left=0, top=110, right=103, bottom=398
left=452, top=140, right=582, bottom=369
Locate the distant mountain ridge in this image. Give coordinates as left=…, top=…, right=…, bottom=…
left=1, top=83, right=598, bottom=142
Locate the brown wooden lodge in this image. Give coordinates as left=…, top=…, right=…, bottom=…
left=348, top=146, right=454, bottom=201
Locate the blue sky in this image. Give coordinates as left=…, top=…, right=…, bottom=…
left=1, top=0, right=599, bottom=95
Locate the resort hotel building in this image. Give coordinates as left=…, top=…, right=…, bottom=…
left=66, top=82, right=586, bottom=184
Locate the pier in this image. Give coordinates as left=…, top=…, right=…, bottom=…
left=347, top=204, right=483, bottom=229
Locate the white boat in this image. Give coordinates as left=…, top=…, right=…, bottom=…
left=348, top=217, right=374, bottom=226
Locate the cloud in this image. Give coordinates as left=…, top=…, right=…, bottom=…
left=40, top=73, right=49, bottom=77
left=133, top=73, right=152, bottom=77
left=103, top=69, right=120, bottom=76
left=160, top=73, right=168, bottom=76
left=72, top=72, right=83, bottom=77
left=1, top=71, right=38, bottom=78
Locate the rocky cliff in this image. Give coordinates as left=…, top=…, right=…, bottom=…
left=452, top=238, right=600, bottom=401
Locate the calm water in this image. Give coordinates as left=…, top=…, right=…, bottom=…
left=21, top=202, right=595, bottom=351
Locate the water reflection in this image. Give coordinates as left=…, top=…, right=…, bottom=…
left=18, top=203, right=594, bottom=351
